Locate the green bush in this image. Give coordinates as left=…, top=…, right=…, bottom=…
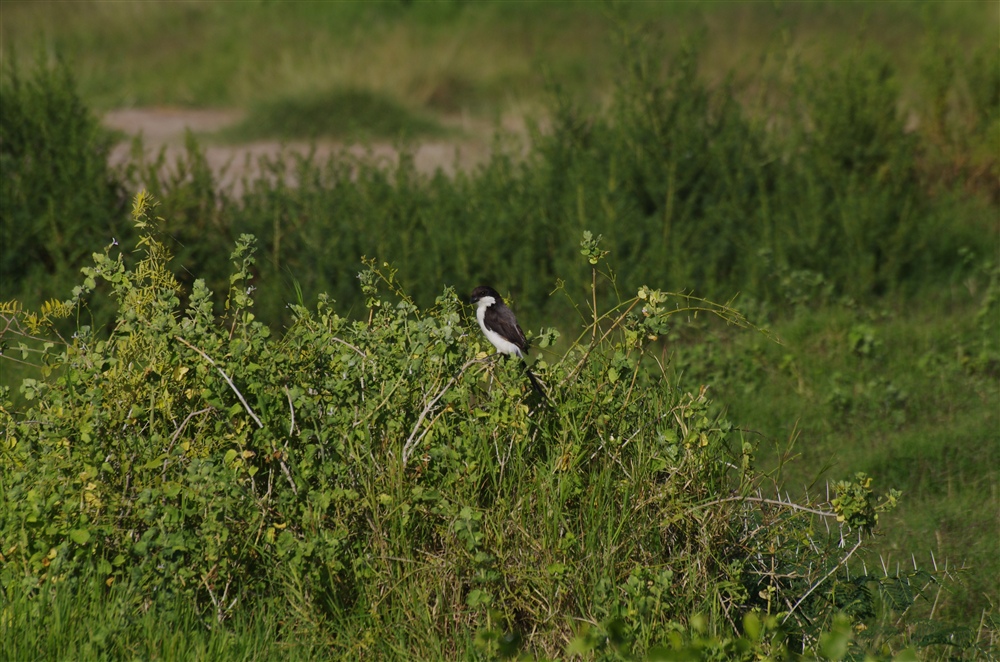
left=781, top=50, right=924, bottom=298
left=4, top=196, right=977, bottom=659
left=0, top=57, right=128, bottom=310
left=222, top=88, right=450, bottom=142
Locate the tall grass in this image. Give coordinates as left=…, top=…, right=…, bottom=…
left=665, top=264, right=1000, bottom=624
left=104, top=31, right=994, bottom=332
left=1, top=568, right=321, bottom=661
left=3, top=12, right=994, bottom=330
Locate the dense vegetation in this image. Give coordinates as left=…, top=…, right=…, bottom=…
left=0, top=195, right=941, bottom=659
left=1, top=3, right=997, bottom=659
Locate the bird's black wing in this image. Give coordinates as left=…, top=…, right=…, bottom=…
left=484, top=304, right=529, bottom=352
left=484, top=302, right=550, bottom=404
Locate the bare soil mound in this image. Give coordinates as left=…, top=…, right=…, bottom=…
left=103, top=107, right=502, bottom=193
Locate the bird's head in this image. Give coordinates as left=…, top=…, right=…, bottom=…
left=470, top=285, right=502, bottom=306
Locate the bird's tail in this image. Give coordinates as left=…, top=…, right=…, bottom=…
left=521, top=360, right=550, bottom=404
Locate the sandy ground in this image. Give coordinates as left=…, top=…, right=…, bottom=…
left=103, top=107, right=507, bottom=194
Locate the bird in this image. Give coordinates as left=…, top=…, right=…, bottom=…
left=470, top=285, right=548, bottom=402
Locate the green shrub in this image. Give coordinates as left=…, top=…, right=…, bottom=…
left=783, top=50, right=924, bottom=298
left=222, top=88, right=450, bottom=142
left=0, top=57, right=128, bottom=310
left=4, top=196, right=975, bottom=659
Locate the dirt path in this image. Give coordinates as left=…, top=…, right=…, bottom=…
left=103, top=107, right=505, bottom=194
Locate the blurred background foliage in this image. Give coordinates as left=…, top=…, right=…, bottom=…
left=2, top=1, right=997, bottom=326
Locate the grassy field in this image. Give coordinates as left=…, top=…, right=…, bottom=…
left=2, top=1, right=998, bottom=659
left=667, top=287, right=999, bottom=624
left=2, top=1, right=996, bottom=137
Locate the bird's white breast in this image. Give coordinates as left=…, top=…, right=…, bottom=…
left=476, top=297, right=523, bottom=358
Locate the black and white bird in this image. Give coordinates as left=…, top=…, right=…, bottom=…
left=470, top=285, right=548, bottom=401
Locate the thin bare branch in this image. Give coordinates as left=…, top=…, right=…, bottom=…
left=166, top=406, right=214, bottom=454
left=331, top=336, right=365, bottom=358
left=280, top=459, right=298, bottom=496
left=681, top=495, right=839, bottom=520
left=783, top=535, right=864, bottom=625
left=174, top=335, right=263, bottom=429
left=402, top=358, right=479, bottom=466
left=284, top=386, right=295, bottom=436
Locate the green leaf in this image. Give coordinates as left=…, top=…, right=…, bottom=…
left=818, top=614, right=852, bottom=660
left=466, top=589, right=491, bottom=608
left=566, top=627, right=597, bottom=655
left=141, top=454, right=167, bottom=470
left=743, top=611, right=761, bottom=641
left=69, top=529, right=91, bottom=545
